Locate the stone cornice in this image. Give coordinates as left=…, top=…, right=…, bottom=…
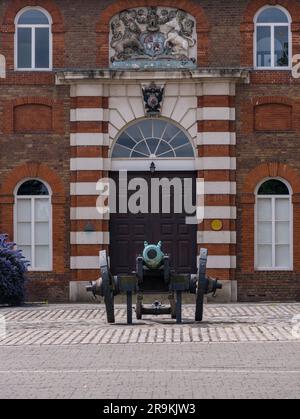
left=56, top=68, right=251, bottom=84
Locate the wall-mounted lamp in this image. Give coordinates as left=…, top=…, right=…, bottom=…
left=150, top=162, right=156, bottom=174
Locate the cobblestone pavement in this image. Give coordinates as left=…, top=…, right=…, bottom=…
left=0, top=303, right=300, bottom=346
left=0, top=303, right=299, bottom=399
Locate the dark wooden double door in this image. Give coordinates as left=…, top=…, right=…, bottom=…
left=109, top=172, right=197, bottom=275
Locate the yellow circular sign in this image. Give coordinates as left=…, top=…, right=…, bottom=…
left=211, top=220, right=223, bottom=231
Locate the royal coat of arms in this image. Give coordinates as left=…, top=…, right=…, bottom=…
left=140, top=32, right=165, bottom=57
left=110, top=7, right=197, bottom=69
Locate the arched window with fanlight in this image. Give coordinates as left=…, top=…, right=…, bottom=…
left=255, top=179, right=293, bottom=270
left=15, top=180, right=52, bottom=271
left=112, top=119, right=195, bottom=159
left=255, top=6, right=291, bottom=69
left=15, top=7, right=52, bottom=70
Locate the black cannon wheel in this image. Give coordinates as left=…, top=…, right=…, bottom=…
left=169, top=293, right=176, bottom=319
left=104, top=285, right=115, bottom=324
left=195, top=292, right=204, bottom=322
left=127, top=291, right=133, bottom=325
left=136, top=294, right=143, bottom=320
left=100, top=250, right=115, bottom=324
left=176, top=291, right=182, bottom=324
left=195, top=248, right=208, bottom=322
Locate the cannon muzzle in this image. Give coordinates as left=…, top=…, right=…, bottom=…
left=190, top=276, right=222, bottom=296
left=86, top=284, right=93, bottom=293
left=86, top=276, right=120, bottom=297
left=143, top=241, right=165, bottom=270
left=206, top=277, right=222, bottom=296
left=86, top=278, right=104, bottom=297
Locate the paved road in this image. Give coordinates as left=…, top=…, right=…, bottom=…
left=0, top=303, right=299, bottom=399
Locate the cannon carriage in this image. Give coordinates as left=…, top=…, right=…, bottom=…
left=86, top=242, right=222, bottom=324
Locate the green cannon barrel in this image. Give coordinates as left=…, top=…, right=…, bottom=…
left=143, top=241, right=164, bottom=269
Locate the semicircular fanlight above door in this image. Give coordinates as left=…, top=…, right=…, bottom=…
left=112, top=119, right=195, bottom=159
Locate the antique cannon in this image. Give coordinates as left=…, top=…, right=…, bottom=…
left=86, top=243, right=222, bottom=324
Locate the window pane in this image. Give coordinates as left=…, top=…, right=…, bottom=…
left=257, top=198, right=272, bottom=221
left=257, top=26, right=271, bottom=67
left=17, top=222, right=31, bottom=245
left=139, top=120, right=153, bottom=138
left=35, top=28, right=50, bottom=68
left=156, top=141, right=173, bottom=156
left=258, top=221, right=272, bottom=244
left=111, top=144, right=131, bottom=158
left=133, top=141, right=150, bottom=156
left=164, top=124, right=181, bottom=142
left=131, top=151, right=147, bottom=158
left=19, top=245, right=32, bottom=265
left=35, top=199, right=50, bottom=221
left=35, top=246, right=50, bottom=267
left=275, top=26, right=289, bottom=67
left=17, top=199, right=31, bottom=222
left=158, top=151, right=174, bottom=158
left=258, top=180, right=289, bottom=195
left=147, top=138, right=160, bottom=155
left=18, top=180, right=49, bottom=196
left=257, top=245, right=272, bottom=268
left=153, top=120, right=167, bottom=138
left=175, top=144, right=194, bottom=157
left=275, top=222, right=290, bottom=244
left=126, top=125, right=144, bottom=142
left=257, top=7, right=289, bottom=23
left=275, top=245, right=290, bottom=267
left=35, top=223, right=49, bottom=245
left=275, top=199, right=290, bottom=221
left=17, top=28, right=32, bottom=68
left=169, top=134, right=187, bottom=149
left=18, top=10, right=49, bottom=25
left=117, top=133, right=136, bottom=150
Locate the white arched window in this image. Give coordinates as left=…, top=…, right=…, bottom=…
left=255, top=6, right=291, bottom=69
left=112, top=119, right=194, bottom=159
left=15, top=7, right=52, bottom=70
left=111, top=119, right=195, bottom=171
left=255, top=179, right=293, bottom=270
left=15, top=180, right=52, bottom=271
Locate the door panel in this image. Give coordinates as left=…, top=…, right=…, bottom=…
left=109, top=172, right=197, bottom=275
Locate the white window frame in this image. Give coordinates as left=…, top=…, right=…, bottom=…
left=14, top=6, right=53, bottom=71
left=254, top=5, right=292, bottom=70
left=255, top=178, right=293, bottom=271
left=14, top=179, right=53, bottom=272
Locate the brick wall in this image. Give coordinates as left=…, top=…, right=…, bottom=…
left=236, top=81, right=300, bottom=301
left=0, top=85, right=72, bottom=302
left=0, top=0, right=298, bottom=70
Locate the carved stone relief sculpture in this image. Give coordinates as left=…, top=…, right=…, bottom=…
left=109, top=7, right=197, bottom=69
left=142, top=82, right=165, bottom=115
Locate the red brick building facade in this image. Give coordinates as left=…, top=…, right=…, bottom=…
left=0, top=0, right=299, bottom=302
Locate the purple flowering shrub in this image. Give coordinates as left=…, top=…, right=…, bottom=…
left=0, top=234, right=29, bottom=306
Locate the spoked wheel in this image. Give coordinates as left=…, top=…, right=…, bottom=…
left=100, top=250, right=115, bottom=324
left=175, top=291, right=182, bottom=324
left=195, top=291, right=204, bottom=322
left=127, top=291, right=133, bottom=325
left=103, top=283, right=115, bottom=324
left=136, top=294, right=143, bottom=320
left=169, top=293, right=176, bottom=319
left=195, top=248, right=208, bottom=322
